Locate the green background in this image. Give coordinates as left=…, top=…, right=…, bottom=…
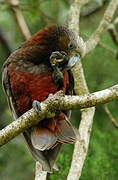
left=0, top=0, right=118, bottom=179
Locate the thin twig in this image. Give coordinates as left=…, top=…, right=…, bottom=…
left=0, top=28, right=12, bottom=56
left=7, top=0, right=31, bottom=40
left=81, top=0, right=92, bottom=5
left=81, top=0, right=106, bottom=17
left=86, top=0, right=118, bottom=54
left=39, top=8, right=55, bottom=22
left=108, top=16, right=118, bottom=46
left=81, top=32, right=117, bottom=56
left=114, top=17, right=118, bottom=25
left=104, top=104, right=118, bottom=128
left=99, top=42, right=117, bottom=56
left=108, top=25, right=118, bottom=45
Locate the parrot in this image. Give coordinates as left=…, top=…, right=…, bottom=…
left=2, top=25, right=85, bottom=172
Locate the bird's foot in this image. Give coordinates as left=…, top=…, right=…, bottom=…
left=50, top=51, right=67, bottom=87
left=32, top=100, right=41, bottom=117
left=50, top=51, right=67, bottom=68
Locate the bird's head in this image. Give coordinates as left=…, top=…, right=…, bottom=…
left=25, top=25, right=86, bottom=70
left=48, top=25, right=86, bottom=70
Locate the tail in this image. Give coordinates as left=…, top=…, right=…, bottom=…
left=23, top=112, right=77, bottom=172
left=23, top=130, right=62, bottom=172
left=31, top=112, right=77, bottom=151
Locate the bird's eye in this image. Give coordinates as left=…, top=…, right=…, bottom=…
left=68, top=42, right=74, bottom=50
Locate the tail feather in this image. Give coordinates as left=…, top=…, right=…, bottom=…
left=24, top=112, right=77, bottom=172
left=23, top=130, right=61, bottom=172
left=31, top=113, right=77, bottom=152
left=56, top=116, right=77, bottom=143
left=23, top=131, right=52, bottom=172
left=31, top=127, right=57, bottom=151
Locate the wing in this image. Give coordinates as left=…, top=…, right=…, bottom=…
left=2, top=56, right=61, bottom=172
left=2, top=62, right=18, bottom=120
left=2, top=58, right=52, bottom=171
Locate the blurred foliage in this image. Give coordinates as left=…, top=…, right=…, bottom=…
left=0, top=0, right=118, bottom=179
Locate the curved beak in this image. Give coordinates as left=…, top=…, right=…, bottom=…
left=66, top=53, right=80, bottom=70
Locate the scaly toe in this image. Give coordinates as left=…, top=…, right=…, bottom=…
left=32, top=100, right=41, bottom=117
left=50, top=51, right=63, bottom=59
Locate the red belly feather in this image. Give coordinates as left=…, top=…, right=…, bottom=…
left=9, top=66, right=69, bottom=115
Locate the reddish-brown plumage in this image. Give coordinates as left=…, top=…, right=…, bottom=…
left=2, top=25, right=80, bottom=171
left=9, top=63, right=69, bottom=115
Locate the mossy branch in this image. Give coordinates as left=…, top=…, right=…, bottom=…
left=0, top=84, right=118, bottom=147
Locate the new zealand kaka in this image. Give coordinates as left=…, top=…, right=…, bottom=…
left=2, top=25, right=85, bottom=172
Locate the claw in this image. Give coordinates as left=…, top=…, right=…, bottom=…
left=50, top=51, right=63, bottom=59
left=32, top=100, right=41, bottom=117
left=50, top=51, right=64, bottom=67
left=50, top=51, right=66, bottom=87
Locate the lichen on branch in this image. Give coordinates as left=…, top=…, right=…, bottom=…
left=0, top=84, right=118, bottom=147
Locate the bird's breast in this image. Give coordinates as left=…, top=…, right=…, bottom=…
left=9, top=62, right=69, bottom=115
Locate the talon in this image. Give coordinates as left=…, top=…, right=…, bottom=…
left=50, top=51, right=64, bottom=67
left=50, top=51, right=63, bottom=59
left=32, top=100, right=41, bottom=117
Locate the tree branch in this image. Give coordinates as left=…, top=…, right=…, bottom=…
left=104, top=104, right=118, bottom=128
left=35, top=162, right=47, bottom=180
left=1, top=83, right=118, bottom=148
left=80, top=32, right=117, bottom=56
left=81, top=0, right=106, bottom=17
left=69, top=0, right=81, bottom=33
left=99, top=41, right=117, bottom=56
left=108, top=18, right=118, bottom=46
left=7, top=0, right=31, bottom=40
left=0, top=28, right=12, bottom=56
left=86, top=0, right=118, bottom=54
left=68, top=0, right=95, bottom=179
left=82, top=0, right=92, bottom=5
